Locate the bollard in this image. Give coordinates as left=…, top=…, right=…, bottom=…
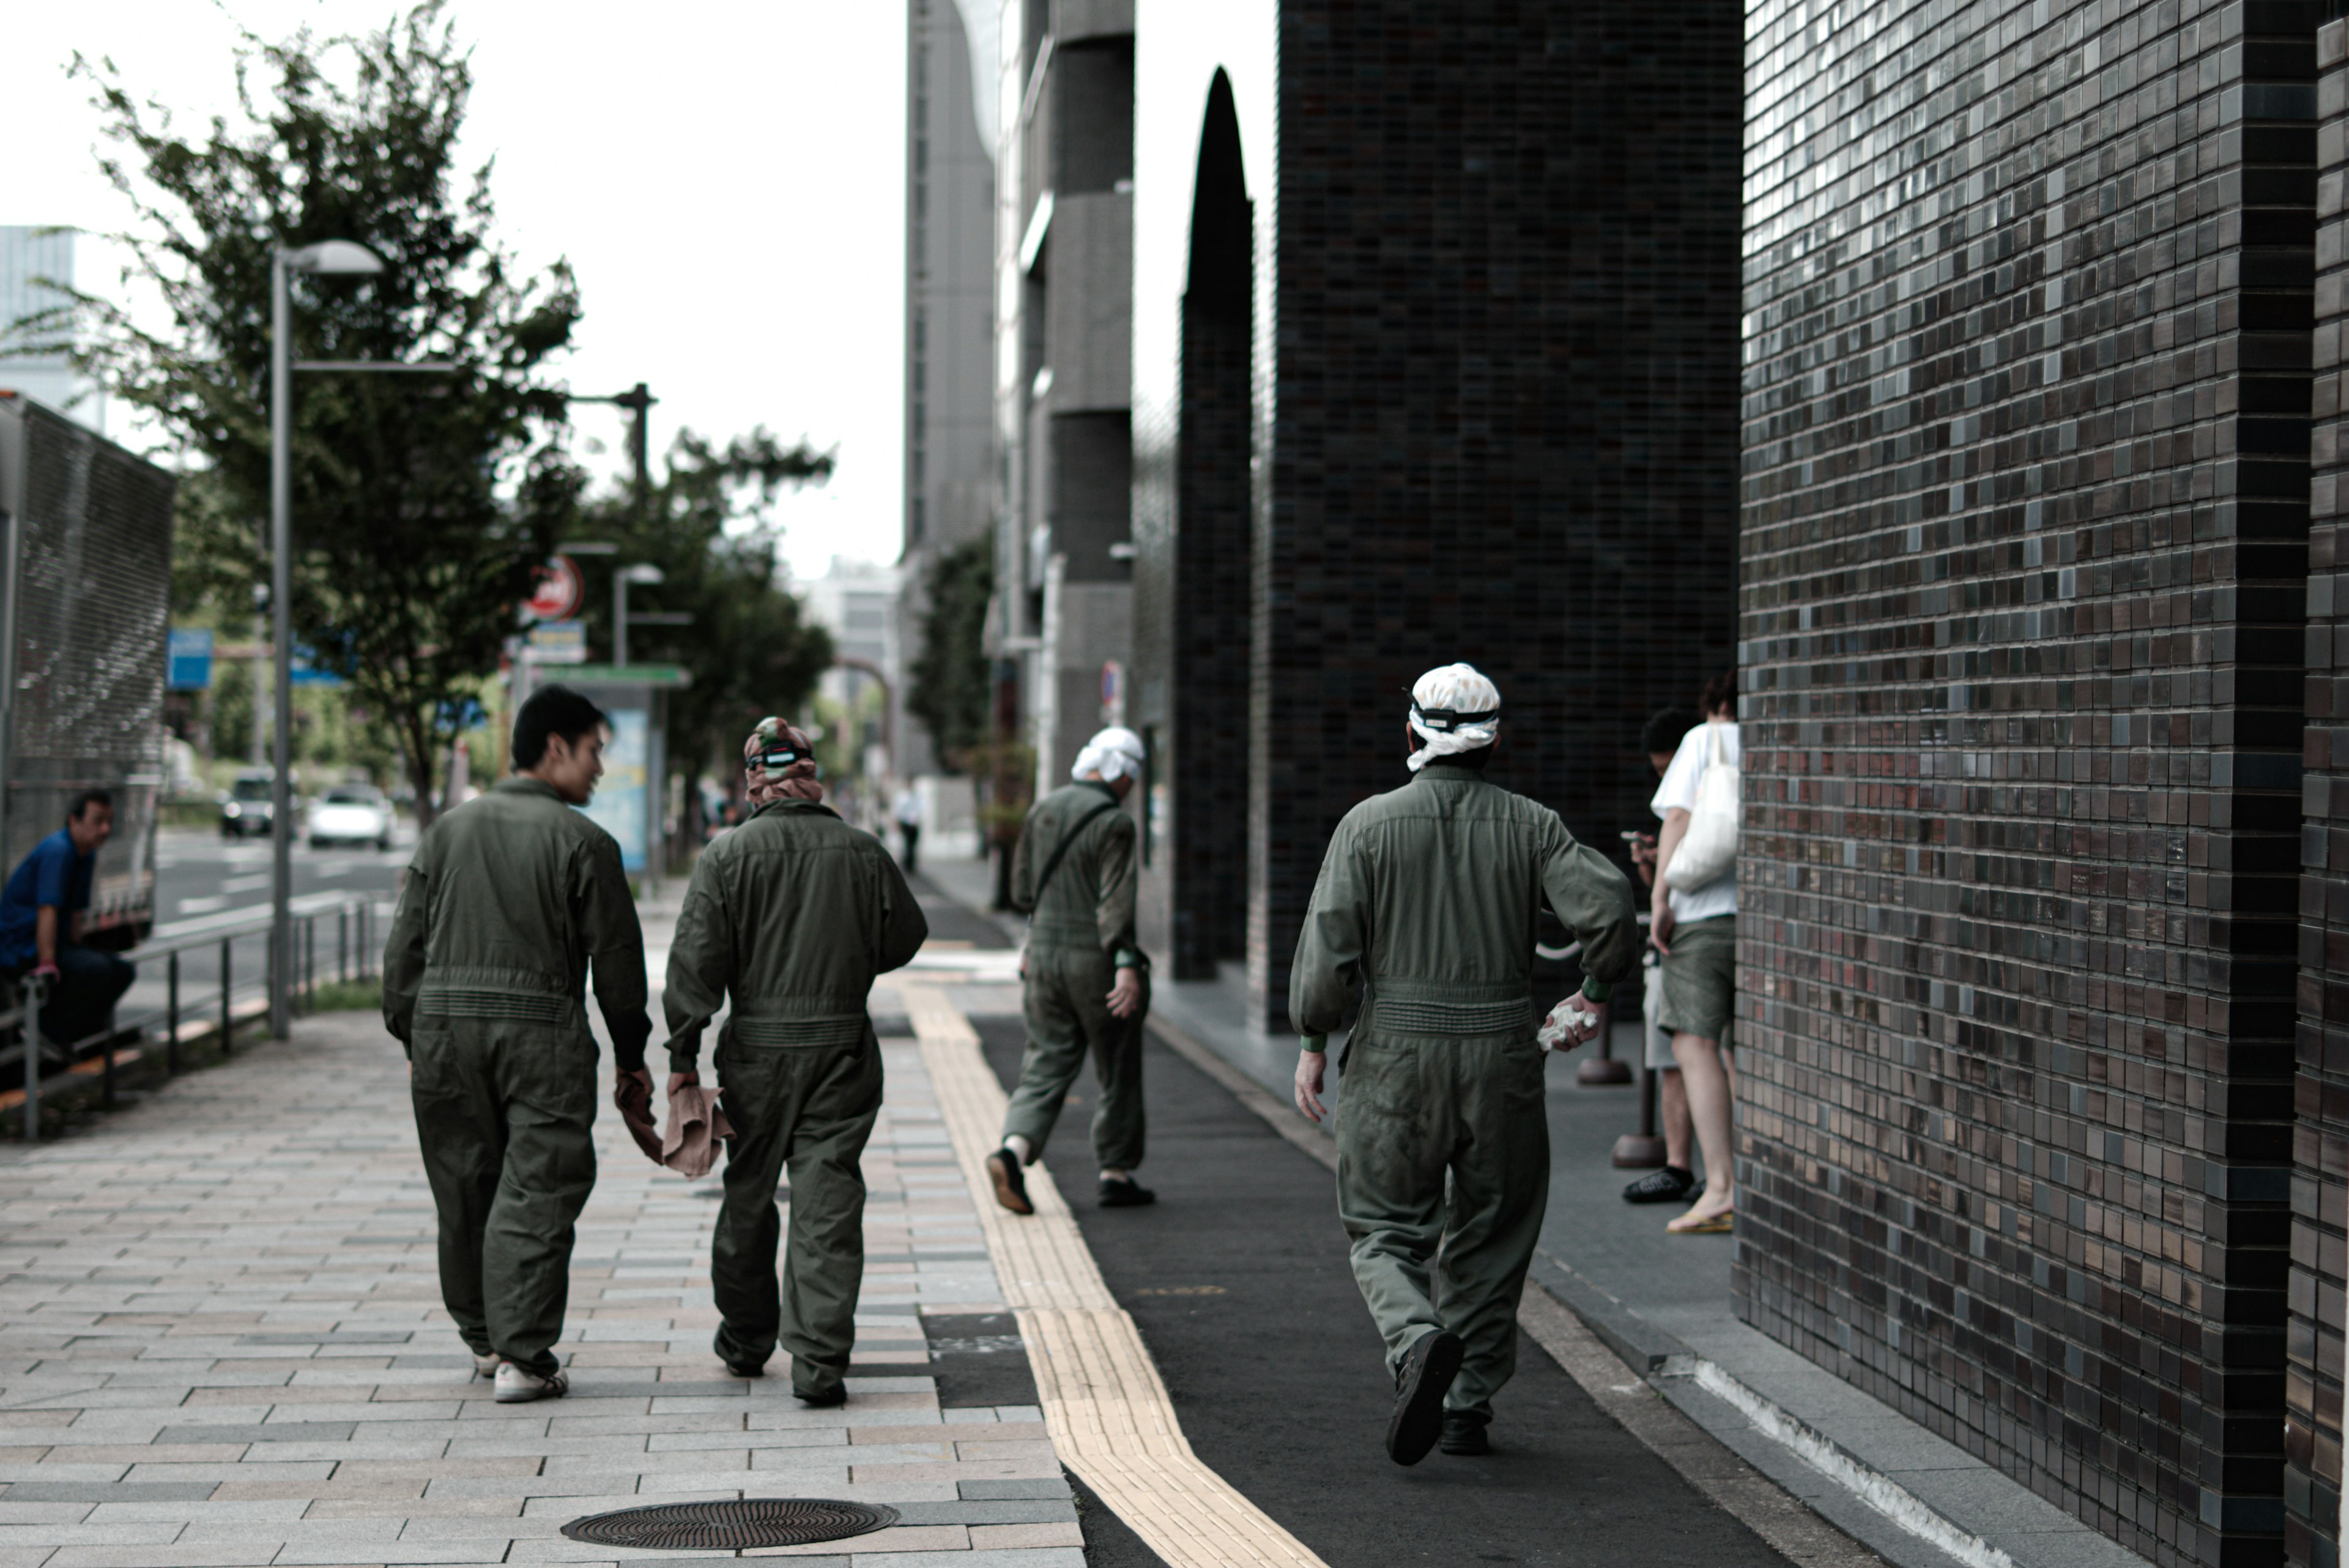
left=167, top=951, right=180, bottom=1076
left=338, top=909, right=349, bottom=984
left=22, top=976, right=40, bottom=1142
left=220, top=937, right=234, bottom=1056
left=102, top=1008, right=115, bottom=1109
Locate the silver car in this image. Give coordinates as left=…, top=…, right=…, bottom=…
left=308, top=784, right=393, bottom=851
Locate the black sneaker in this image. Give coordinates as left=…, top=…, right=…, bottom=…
left=1386, top=1329, right=1464, bottom=1466
left=986, top=1147, right=1034, bottom=1215
left=1099, top=1176, right=1156, bottom=1208
left=795, top=1383, right=847, bottom=1408
left=1439, top=1410, right=1491, bottom=1455
left=712, top=1331, right=765, bottom=1380
left=1622, top=1165, right=1696, bottom=1205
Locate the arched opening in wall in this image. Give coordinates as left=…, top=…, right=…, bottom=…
left=1168, top=68, right=1253, bottom=980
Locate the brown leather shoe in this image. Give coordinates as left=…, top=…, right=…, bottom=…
left=987, top=1147, right=1034, bottom=1215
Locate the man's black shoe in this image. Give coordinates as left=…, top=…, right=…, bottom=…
left=795, top=1384, right=847, bottom=1408
left=1623, top=1165, right=1696, bottom=1205
left=987, top=1147, right=1034, bottom=1215
left=712, top=1332, right=765, bottom=1380
left=1386, top=1329, right=1464, bottom=1466
left=1099, top=1176, right=1156, bottom=1208
left=1439, top=1411, right=1491, bottom=1455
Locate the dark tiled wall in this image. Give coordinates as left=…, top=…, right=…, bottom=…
left=1255, top=0, right=1743, bottom=1024
left=2295, top=24, right=2349, bottom=1568
left=1739, top=3, right=2313, bottom=1564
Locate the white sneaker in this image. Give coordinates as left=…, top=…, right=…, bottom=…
left=470, top=1351, right=499, bottom=1380
left=492, top=1362, right=569, bottom=1403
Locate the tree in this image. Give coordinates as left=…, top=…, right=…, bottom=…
left=907, top=537, right=993, bottom=769
left=70, top=3, right=581, bottom=822
left=571, top=429, right=835, bottom=786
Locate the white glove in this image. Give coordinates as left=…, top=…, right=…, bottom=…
left=1537, top=996, right=1602, bottom=1052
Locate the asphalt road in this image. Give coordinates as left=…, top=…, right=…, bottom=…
left=971, top=1013, right=1793, bottom=1568
left=114, top=825, right=411, bottom=1024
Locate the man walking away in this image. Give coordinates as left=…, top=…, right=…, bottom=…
left=384, top=685, right=651, bottom=1405
left=0, top=790, right=132, bottom=1057
left=892, top=783, right=923, bottom=877
left=1290, top=664, right=1639, bottom=1465
left=664, top=718, right=928, bottom=1406
left=985, top=726, right=1152, bottom=1214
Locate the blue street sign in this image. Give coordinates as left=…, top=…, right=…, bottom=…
left=167, top=629, right=213, bottom=691
left=290, top=644, right=346, bottom=687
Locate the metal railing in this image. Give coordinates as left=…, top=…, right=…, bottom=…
left=6, top=896, right=380, bottom=1139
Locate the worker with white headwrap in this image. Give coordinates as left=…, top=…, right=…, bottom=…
left=1290, top=664, right=1639, bottom=1465
left=985, top=726, right=1157, bottom=1213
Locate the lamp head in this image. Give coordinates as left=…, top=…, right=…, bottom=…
left=283, top=240, right=384, bottom=276
left=620, top=563, right=666, bottom=585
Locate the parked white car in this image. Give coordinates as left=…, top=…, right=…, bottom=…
left=308, top=784, right=393, bottom=851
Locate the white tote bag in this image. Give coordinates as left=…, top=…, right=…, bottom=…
left=1664, top=724, right=1739, bottom=890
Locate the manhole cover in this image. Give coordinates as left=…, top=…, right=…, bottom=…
left=560, top=1498, right=899, bottom=1551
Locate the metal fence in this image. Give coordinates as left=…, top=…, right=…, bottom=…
left=4, top=896, right=380, bottom=1139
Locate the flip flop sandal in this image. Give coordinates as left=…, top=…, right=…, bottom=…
left=1668, top=1210, right=1733, bottom=1235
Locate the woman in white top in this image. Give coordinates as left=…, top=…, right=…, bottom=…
left=1649, top=673, right=1739, bottom=1235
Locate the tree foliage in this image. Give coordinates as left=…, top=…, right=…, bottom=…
left=907, top=537, right=994, bottom=770
left=570, top=429, right=835, bottom=781
left=71, top=2, right=580, bottom=819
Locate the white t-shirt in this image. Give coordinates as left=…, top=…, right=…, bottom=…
left=1650, top=721, right=1739, bottom=924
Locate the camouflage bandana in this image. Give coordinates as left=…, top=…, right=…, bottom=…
left=743, top=716, right=823, bottom=806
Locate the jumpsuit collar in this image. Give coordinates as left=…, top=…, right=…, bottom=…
left=748, top=797, right=841, bottom=822
left=495, top=776, right=565, bottom=801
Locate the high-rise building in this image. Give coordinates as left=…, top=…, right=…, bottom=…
left=0, top=228, right=106, bottom=436
left=989, top=0, right=1137, bottom=798
left=897, top=0, right=999, bottom=779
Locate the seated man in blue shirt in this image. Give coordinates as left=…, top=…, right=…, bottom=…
left=0, top=790, right=133, bottom=1053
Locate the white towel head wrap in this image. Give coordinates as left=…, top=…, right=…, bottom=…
left=1406, top=663, right=1501, bottom=773
left=1072, top=726, right=1147, bottom=784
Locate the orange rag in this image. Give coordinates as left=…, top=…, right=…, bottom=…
left=662, top=1083, right=733, bottom=1178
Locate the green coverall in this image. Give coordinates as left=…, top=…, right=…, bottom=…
left=383, top=777, right=650, bottom=1380
left=1290, top=764, right=1639, bottom=1419
left=662, top=798, right=929, bottom=1397
left=1003, top=781, right=1149, bottom=1172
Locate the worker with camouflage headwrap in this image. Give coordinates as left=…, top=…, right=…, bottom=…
left=662, top=717, right=928, bottom=1405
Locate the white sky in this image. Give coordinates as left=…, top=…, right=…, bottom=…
left=4, top=1, right=909, bottom=579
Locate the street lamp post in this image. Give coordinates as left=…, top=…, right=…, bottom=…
left=268, top=239, right=449, bottom=1039
left=614, top=563, right=666, bottom=669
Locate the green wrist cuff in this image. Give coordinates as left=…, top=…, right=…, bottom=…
left=1301, top=1034, right=1329, bottom=1054
left=1113, top=949, right=1146, bottom=971
left=1580, top=978, right=1614, bottom=1003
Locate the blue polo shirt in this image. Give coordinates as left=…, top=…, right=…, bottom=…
left=0, top=830, right=94, bottom=969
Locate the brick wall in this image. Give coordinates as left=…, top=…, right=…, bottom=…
left=1737, top=2, right=2315, bottom=1564
left=2293, top=23, right=2349, bottom=1568
left=1253, top=0, right=1743, bottom=1024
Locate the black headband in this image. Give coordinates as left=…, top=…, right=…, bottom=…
left=1411, top=704, right=1499, bottom=732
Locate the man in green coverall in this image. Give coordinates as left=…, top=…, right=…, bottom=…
left=384, top=685, right=651, bottom=1405
left=663, top=718, right=929, bottom=1405
left=984, top=726, right=1154, bottom=1214
left=1291, top=664, right=1639, bottom=1465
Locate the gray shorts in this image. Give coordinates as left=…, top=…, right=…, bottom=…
left=1657, top=915, right=1735, bottom=1047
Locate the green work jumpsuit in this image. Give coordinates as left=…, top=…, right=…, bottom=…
left=1003, top=781, right=1149, bottom=1172
left=663, top=798, right=928, bottom=1397
left=1290, top=764, right=1639, bottom=1420
left=383, top=776, right=650, bottom=1380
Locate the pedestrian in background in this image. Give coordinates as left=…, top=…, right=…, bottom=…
left=985, top=726, right=1154, bottom=1215
left=892, top=782, right=924, bottom=877
left=1649, top=672, right=1740, bottom=1235
left=1290, top=664, right=1639, bottom=1464
left=384, top=685, right=651, bottom=1405
left=664, top=717, right=928, bottom=1405
left=1622, top=707, right=1701, bottom=1205
left=0, top=789, right=132, bottom=1057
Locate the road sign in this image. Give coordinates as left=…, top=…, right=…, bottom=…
left=167, top=628, right=213, bottom=690
left=289, top=644, right=346, bottom=686
left=527, top=620, right=587, bottom=664
left=526, top=555, right=585, bottom=622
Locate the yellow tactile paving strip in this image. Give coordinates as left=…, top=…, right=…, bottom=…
left=896, top=982, right=1331, bottom=1568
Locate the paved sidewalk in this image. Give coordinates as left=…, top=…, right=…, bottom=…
left=0, top=1011, right=1083, bottom=1567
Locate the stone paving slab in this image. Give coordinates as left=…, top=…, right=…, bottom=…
left=0, top=997, right=1080, bottom=1566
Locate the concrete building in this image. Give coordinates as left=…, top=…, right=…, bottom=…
left=897, top=0, right=1000, bottom=779
left=989, top=0, right=1137, bottom=798
left=0, top=228, right=105, bottom=436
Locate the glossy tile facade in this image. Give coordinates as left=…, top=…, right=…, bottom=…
left=1738, top=3, right=2315, bottom=1564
